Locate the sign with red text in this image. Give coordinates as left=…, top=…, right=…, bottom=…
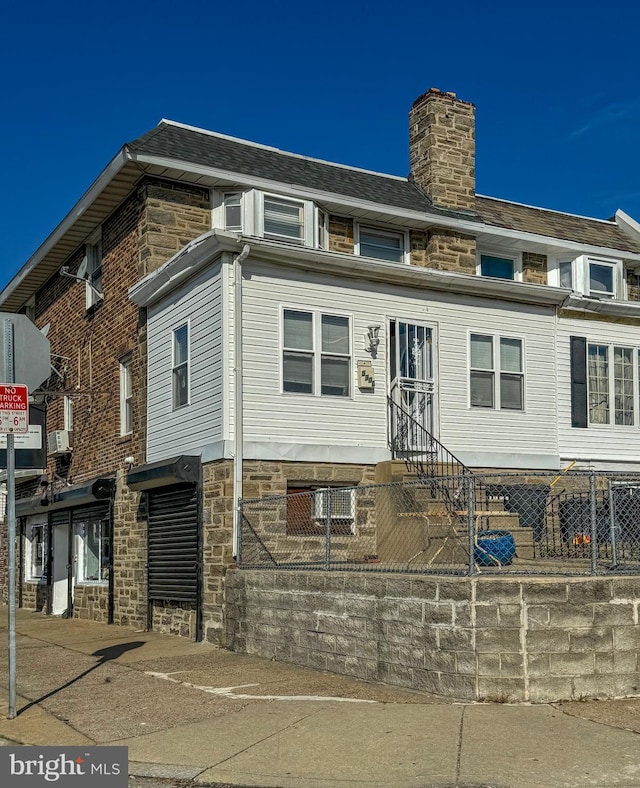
left=0, top=384, right=29, bottom=434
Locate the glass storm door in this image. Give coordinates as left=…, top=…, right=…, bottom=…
left=389, top=320, right=437, bottom=441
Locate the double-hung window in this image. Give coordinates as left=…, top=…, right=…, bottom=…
left=264, top=196, right=305, bottom=243
left=357, top=226, right=406, bottom=263
left=172, top=324, right=189, bottom=409
left=470, top=333, right=524, bottom=410
left=282, top=309, right=350, bottom=396
left=120, top=356, right=133, bottom=434
left=587, top=343, right=634, bottom=425
left=223, top=192, right=242, bottom=231
left=85, top=231, right=103, bottom=309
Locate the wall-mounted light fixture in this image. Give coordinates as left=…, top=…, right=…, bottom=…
left=364, top=324, right=381, bottom=354
left=36, top=474, right=51, bottom=507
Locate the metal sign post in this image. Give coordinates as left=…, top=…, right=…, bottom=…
left=2, top=319, right=19, bottom=719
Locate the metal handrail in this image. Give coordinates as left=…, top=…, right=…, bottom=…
left=387, top=396, right=488, bottom=516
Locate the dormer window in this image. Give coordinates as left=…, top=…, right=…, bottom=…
left=223, top=192, right=242, bottom=231
left=478, top=252, right=523, bottom=281
left=552, top=256, right=623, bottom=299
left=589, top=261, right=615, bottom=298
left=263, top=196, right=305, bottom=243
left=356, top=226, right=406, bottom=264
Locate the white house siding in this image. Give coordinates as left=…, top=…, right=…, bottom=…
left=557, top=315, right=640, bottom=469
left=146, top=263, right=224, bottom=461
left=239, top=262, right=559, bottom=469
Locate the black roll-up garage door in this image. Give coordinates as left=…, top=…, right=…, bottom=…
left=148, top=483, right=199, bottom=603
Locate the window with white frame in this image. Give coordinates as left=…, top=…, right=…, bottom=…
left=479, top=253, right=519, bottom=281
left=120, top=356, right=133, bottom=434
left=85, top=231, right=103, bottom=309
left=74, top=517, right=110, bottom=583
left=357, top=226, right=406, bottom=263
left=470, top=333, right=524, bottom=410
left=587, top=343, right=635, bottom=426
left=263, top=196, right=305, bottom=243
left=553, top=256, right=623, bottom=298
left=558, top=260, right=574, bottom=289
left=26, top=522, right=46, bottom=581
left=63, top=395, right=74, bottom=433
left=282, top=309, right=350, bottom=396
left=223, top=192, right=242, bottom=231
left=172, top=324, right=189, bottom=409
left=588, top=260, right=616, bottom=298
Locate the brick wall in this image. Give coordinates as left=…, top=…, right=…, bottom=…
left=409, top=88, right=476, bottom=212
left=15, top=177, right=213, bottom=629
left=226, top=571, right=640, bottom=703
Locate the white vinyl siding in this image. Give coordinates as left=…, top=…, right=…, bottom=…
left=146, top=263, right=224, bottom=461
left=239, top=261, right=557, bottom=467
left=558, top=317, right=640, bottom=465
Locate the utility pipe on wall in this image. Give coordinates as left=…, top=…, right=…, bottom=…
left=233, top=244, right=251, bottom=559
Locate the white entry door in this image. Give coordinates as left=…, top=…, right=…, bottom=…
left=389, top=320, right=437, bottom=439
left=51, top=524, right=71, bottom=616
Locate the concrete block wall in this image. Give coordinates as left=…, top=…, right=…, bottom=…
left=226, top=571, right=640, bottom=703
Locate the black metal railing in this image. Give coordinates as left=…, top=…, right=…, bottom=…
left=388, top=396, right=483, bottom=516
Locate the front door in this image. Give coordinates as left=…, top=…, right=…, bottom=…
left=51, top=522, right=71, bottom=616
left=389, top=320, right=437, bottom=441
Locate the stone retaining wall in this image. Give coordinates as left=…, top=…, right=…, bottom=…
left=225, top=570, right=640, bottom=702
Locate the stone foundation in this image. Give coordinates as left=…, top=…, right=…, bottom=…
left=226, top=570, right=640, bottom=702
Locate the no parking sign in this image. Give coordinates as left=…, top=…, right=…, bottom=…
left=0, top=383, right=29, bottom=433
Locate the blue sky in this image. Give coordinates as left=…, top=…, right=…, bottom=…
left=2, top=0, right=639, bottom=292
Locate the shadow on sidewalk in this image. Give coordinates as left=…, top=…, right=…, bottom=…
left=18, top=641, right=145, bottom=716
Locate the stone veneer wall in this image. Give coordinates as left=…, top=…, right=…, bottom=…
left=522, top=252, right=547, bottom=285
left=73, top=584, right=109, bottom=622
left=424, top=229, right=476, bottom=274
left=226, top=571, right=640, bottom=703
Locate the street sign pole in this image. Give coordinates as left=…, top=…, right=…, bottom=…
left=3, top=318, right=17, bottom=719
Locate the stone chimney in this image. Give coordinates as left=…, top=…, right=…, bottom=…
left=409, top=88, right=475, bottom=211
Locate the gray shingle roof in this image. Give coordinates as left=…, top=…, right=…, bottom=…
left=476, top=196, right=640, bottom=254
left=127, top=122, right=471, bottom=221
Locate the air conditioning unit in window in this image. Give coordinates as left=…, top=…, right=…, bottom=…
left=312, top=488, right=355, bottom=522
left=47, top=430, right=72, bottom=456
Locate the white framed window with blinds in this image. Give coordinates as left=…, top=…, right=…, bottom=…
left=587, top=343, right=635, bottom=426
left=282, top=308, right=351, bottom=397
left=256, top=192, right=316, bottom=246
left=469, top=333, right=524, bottom=411
left=356, top=225, right=407, bottom=264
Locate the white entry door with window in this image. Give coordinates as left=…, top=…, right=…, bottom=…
left=389, top=320, right=437, bottom=440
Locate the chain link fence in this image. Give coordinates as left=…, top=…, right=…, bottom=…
left=238, top=471, right=640, bottom=575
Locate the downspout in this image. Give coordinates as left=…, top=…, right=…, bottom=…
left=233, top=244, right=251, bottom=559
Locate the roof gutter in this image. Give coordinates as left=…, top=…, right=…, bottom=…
left=562, top=294, right=640, bottom=319
left=129, top=231, right=569, bottom=309
left=0, top=146, right=134, bottom=308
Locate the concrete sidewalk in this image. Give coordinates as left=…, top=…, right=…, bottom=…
left=1, top=608, right=640, bottom=787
